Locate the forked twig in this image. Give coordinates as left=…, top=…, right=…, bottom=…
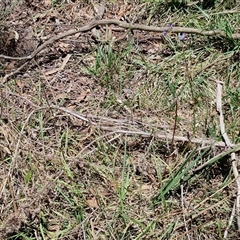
left=1, top=18, right=240, bottom=83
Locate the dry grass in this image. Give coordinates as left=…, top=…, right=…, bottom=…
left=0, top=0, right=240, bottom=239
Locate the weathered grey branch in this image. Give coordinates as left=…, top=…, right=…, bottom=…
left=1, top=18, right=239, bottom=83
left=0, top=18, right=239, bottom=61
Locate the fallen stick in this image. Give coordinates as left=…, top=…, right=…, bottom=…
left=1, top=18, right=239, bottom=83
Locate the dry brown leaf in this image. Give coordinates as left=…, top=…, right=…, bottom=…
left=48, top=224, right=60, bottom=232
left=4, top=61, right=16, bottom=70
left=75, top=90, right=90, bottom=103
left=141, top=184, right=151, bottom=191
left=15, top=79, right=24, bottom=89
left=47, top=224, right=61, bottom=239
left=58, top=42, right=74, bottom=52
left=45, top=54, right=72, bottom=75
left=44, top=0, right=51, bottom=6
left=117, top=5, right=126, bottom=19
left=55, top=93, right=67, bottom=100
left=86, top=197, right=98, bottom=208
left=0, top=144, right=11, bottom=155
left=117, top=4, right=132, bottom=19
left=67, top=105, right=76, bottom=110
left=44, top=68, right=61, bottom=76
left=34, top=12, right=47, bottom=19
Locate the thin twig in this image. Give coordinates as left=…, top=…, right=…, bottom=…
left=216, top=80, right=240, bottom=234
left=1, top=19, right=240, bottom=62
left=224, top=200, right=236, bottom=238
left=1, top=89, right=239, bottom=151
left=169, top=100, right=178, bottom=158
left=1, top=18, right=240, bottom=82
left=181, top=184, right=191, bottom=240
left=22, top=103, right=240, bottom=149
left=2, top=61, right=30, bottom=83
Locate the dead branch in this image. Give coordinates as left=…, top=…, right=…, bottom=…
left=1, top=19, right=240, bottom=62
left=214, top=80, right=240, bottom=236
left=1, top=18, right=240, bottom=83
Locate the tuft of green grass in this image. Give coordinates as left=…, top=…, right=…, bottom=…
left=86, top=40, right=133, bottom=91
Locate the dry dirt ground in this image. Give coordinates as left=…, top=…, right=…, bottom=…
left=0, top=0, right=240, bottom=239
